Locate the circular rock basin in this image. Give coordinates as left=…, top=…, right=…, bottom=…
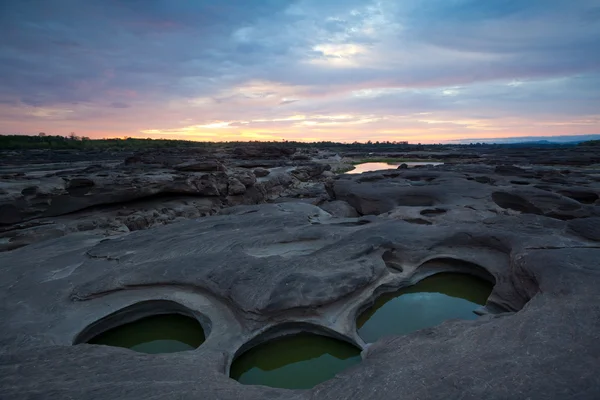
left=230, top=333, right=362, bottom=389
left=88, top=314, right=205, bottom=354
left=357, top=273, right=492, bottom=343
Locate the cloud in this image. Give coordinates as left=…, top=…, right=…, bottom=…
left=279, top=99, right=299, bottom=105
left=0, top=0, right=598, bottom=142
left=110, top=102, right=130, bottom=109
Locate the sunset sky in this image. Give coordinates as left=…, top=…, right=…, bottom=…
left=1, top=0, right=599, bottom=143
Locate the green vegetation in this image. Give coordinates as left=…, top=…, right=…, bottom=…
left=0, top=135, right=423, bottom=151
left=4, top=134, right=588, bottom=152
left=579, top=140, right=600, bottom=147
left=0, top=134, right=202, bottom=150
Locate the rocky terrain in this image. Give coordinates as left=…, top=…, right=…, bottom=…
left=0, top=145, right=332, bottom=252
left=1, top=145, right=600, bottom=399
left=338, top=143, right=600, bottom=166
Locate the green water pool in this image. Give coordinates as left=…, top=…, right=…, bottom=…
left=357, top=273, right=492, bottom=343
left=230, top=333, right=361, bottom=389
left=88, top=314, right=205, bottom=354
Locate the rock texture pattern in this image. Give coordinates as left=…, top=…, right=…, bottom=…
left=0, top=150, right=332, bottom=251
left=1, top=155, right=600, bottom=399
left=1, top=187, right=600, bottom=399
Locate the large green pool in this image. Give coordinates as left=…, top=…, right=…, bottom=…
left=88, top=314, right=205, bottom=354
left=357, top=273, right=492, bottom=343
left=230, top=333, right=362, bottom=389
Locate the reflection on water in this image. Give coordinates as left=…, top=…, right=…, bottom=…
left=357, top=273, right=492, bottom=343
left=88, top=314, right=205, bottom=354
left=348, top=162, right=443, bottom=174
left=230, top=333, right=361, bottom=389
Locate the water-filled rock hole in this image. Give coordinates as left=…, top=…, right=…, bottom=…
left=357, top=273, right=493, bottom=343
left=347, top=162, right=443, bottom=174
left=87, top=313, right=206, bottom=354
left=230, top=333, right=362, bottom=389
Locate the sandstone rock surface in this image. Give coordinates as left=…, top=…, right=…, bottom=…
left=1, top=197, right=599, bottom=399
left=2, top=149, right=600, bottom=399
left=0, top=151, right=331, bottom=251
left=174, top=160, right=226, bottom=172
left=319, top=200, right=360, bottom=217
left=253, top=168, right=270, bottom=177
left=328, top=165, right=600, bottom=222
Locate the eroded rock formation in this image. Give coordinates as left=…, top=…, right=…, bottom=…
left=1, top=150, right=600, bottom=399
left=1, top=195, right=599, bottom=399
left=0, top=151, right=332, bottom=252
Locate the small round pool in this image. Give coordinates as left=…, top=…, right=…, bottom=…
left=88, top=314, right=206, bottom=354
left=230, top=333, right=361, bottom=389
left=357, top=273, right=492, bottom=343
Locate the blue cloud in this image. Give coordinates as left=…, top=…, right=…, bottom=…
left=413, top=0, right=543, bottom=22
left=110, top=102, right=130, bottom=109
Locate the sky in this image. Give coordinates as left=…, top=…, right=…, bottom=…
left=0, top=0, right=599, bottom=143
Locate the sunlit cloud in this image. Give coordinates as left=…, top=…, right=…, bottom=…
left=27, top=107, right=75, bottom=118
left=309, top=43, right=369, bottom=67
left=442, top=88, right=461, bottom=96
left=508, top=80, right=524, bottom=87
left=198, top=122, right=233, bottom=129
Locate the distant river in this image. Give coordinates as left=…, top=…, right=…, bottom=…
left=347, top=161, right=444, bottom=174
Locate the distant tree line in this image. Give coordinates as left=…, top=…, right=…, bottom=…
left=0, top=134, right=424, bottom=151
left=0, top=134, right=204, bottom=150
left=579, top=140, right=600, bottom=147
left=2, top=133, right=588, bottom=151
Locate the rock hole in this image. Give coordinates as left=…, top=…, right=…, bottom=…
left=394, top=194, right=436, bottom=207
left=403, top=218, right=432, bottom=225
left=87, top=314, right=205, bottom=353
left=74, top=300, right=207, bottom=354
left=557, top=190, right=599, bottom=205
left=420, top=208, right=447, bottom=216
left=491, top=192, right=543, bottom=215
left=356, top=273, right=493, bottom=343
left=21, top=186, right=38, bottom=196
left=333, top=219, right=373, bottom=226
left=66, top=178, right=95, bottom=197
left=230, top=332, right=361, bottom=389
left=382, top=249, right=404, bottom=271
left=474, top=176, right=495, bottom=184
left=406, top=175, right=436, bottom=182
